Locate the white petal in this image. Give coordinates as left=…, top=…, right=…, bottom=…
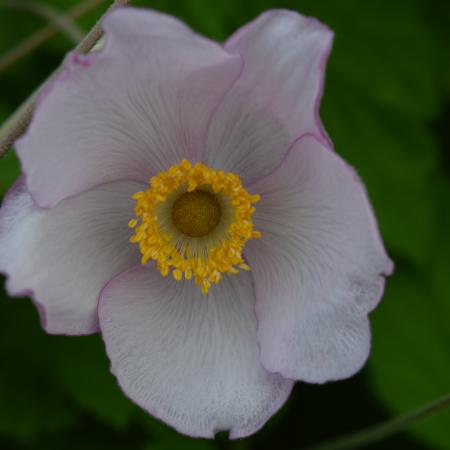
left=204, top=89, right=291, bottom=185
left=16, top=7, right=242, bottom=207
left=0, top=180, right=142, bottom=335
left=204, top=10, right=333, bottom=184
left=246, top=135, right=393, bottom=382
left=99, top=267, right=293, bottom=438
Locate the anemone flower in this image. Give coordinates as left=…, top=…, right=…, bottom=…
left=0, top=7, right=393, bottom=438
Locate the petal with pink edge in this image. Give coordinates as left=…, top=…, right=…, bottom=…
left=204, top=10, right=333, bottom=184
left=99, top=266, right=293, bottom=439
left=16, top=7, right=242, bottom=208
left=245, top=135, right=393, bottom=383
left=0, top=179, right=142, bottom=335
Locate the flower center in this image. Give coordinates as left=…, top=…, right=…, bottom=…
left=129, top=160, right=261, bottom=295
left=172, top=190, right=221, bottom=237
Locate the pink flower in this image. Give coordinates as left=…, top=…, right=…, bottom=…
left=0, top=8, right=393, bottom=438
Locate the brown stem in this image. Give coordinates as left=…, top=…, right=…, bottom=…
left=0, top=0, right=106, bottom=74
left=5, top=0, right=84, bottom=44
left=0, top=0, right=131, bottom=157
left=306, top=392, right=450, bottom=450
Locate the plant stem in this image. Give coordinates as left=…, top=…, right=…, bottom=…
left=0, top=0, right=105, bottom=74
left=306, top=392, right=450, bottom=450
left=0, top=0, right=131, bottom=157
left=5, top=0, right=84, bottom=44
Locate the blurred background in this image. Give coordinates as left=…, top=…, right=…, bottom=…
left=0, top=0, right=449, bottom=449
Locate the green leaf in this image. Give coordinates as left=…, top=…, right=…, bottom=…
left=0, top=283, right=137, bottom=432
left=0, top=293, right=77, bottom=442
left=368, top=265, right=450, bottom=448
left=0, top=150, right=20, bottom=195
left=0, top=353, right=76, bottom=443
left=139, top=415, right=216, bottom=450
left=322, top=76, right=440, bottom=266
left=298, top=0, right=440, bottom=121
left=0, top=369, right=75, bottom=443
left=41, top=335, right=139, bottom=429
left=0, top=9, right=42, bottom=54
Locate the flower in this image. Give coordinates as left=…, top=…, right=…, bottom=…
left=0, top=7, right=393, bottom=438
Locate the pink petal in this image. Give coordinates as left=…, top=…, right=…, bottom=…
left=0, top=179, right=142, bottom=335
left=245, top=135, right=393, bottom=382
left=99, top=266, right=293, bottom=438
left=204, top=10, right=333, bottom=184
left=16, top=7, right=242, bottom=208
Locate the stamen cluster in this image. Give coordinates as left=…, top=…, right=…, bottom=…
left=129, top=160, right=261, bottom=294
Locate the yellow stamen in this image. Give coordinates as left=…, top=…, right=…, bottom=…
left=129, top=160, right=261, bottom=295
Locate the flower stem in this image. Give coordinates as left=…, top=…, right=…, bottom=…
left=76, top=0, right=128, bottom=55
left=5, top=0, right=84, bottom=44
left=306, top=392, right=450, bottom=450
left=0, top=0, right=131, bottom=158
left=0, top=0, right=105, bottom=75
